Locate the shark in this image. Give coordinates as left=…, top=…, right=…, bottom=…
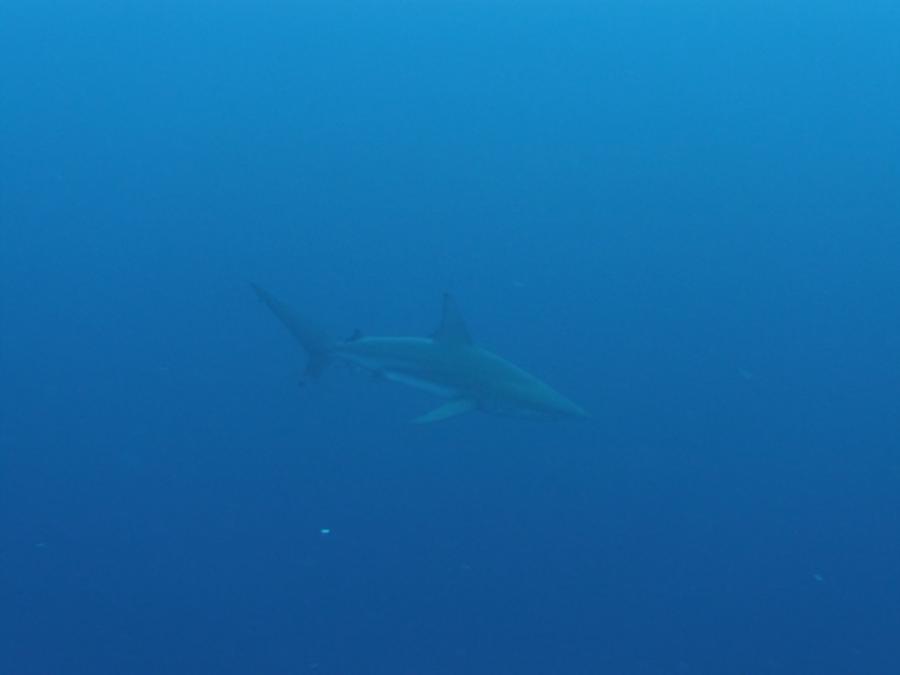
left=252, top=284, right=588, bottom=423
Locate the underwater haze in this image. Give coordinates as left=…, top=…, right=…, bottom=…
left=2, top=1, right=900, bottom=673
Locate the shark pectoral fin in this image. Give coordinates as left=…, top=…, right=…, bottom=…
left=412, top=399, right=477, bottom=424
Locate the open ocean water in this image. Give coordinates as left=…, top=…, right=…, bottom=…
left=2, top=2, right=899, bottom=674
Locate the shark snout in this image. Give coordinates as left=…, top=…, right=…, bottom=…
left=565, top=403, right=590, bottom=420
left=546, top=396, right=589, bottom=420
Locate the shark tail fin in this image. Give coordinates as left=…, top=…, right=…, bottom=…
left=251, top=283, right=333, bottom=378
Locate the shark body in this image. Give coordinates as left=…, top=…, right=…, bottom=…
left=253, top=285, right=587, bottom=423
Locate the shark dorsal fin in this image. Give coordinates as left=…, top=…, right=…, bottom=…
left=432, top=293, right=472, bottom=345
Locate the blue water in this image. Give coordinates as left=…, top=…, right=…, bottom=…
left=2, top=2, right=899, bottom=673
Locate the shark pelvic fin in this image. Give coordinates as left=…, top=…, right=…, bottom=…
left=432, top=293, right=472, bottom=345
left=412, top=398, right=476, bottom=424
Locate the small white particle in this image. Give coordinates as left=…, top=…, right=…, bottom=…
left=320, top=528, right=331, bottom=535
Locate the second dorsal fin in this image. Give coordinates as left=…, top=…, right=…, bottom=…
left=431, top=293, right=472, bottom=345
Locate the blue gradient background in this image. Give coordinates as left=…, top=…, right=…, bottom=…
left=2, top=2, right=899, bottom=673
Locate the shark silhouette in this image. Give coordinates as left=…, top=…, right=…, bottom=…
left=252, top=284, right=588, bottom=423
